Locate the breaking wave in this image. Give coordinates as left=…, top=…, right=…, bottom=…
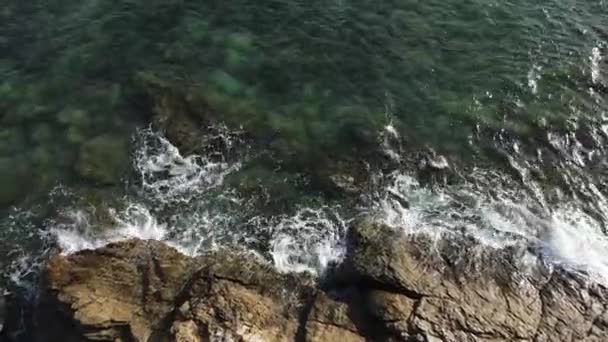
left=374, top=171, right=608, bottom=284
left=50, top=129, right=349, bottom=276
left=49, top=125, right=608, bottom=283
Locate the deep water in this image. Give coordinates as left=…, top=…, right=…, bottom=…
left=1, top=0, right=608, bottom=310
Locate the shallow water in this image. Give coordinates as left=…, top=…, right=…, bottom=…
left=1, top=0, right=608, bottom=292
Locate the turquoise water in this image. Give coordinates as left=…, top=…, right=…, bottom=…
left=1, top=0, right=608, bottom=302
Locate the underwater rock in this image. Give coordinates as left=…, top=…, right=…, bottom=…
left=57, top=109, right=91, bottom=127
left=0, top=289, right=7, bottom=333
left=76, top=134, right=130, bottom=185
left=66, top=126, right=86, bottom=144
left=209, top=70, right=244, bottom=96
left=137, top=73, right=208, bottom=155
left=30, top=123, right=54, bottom=144
left=0, top=128, right=25, bottom=155
left=6, top=221, right=608, bottom=341
left=311, top=159, right=370, bottom=198
left=0, top=157, right=25, bottom=207
left=326, top=174, right=360, bottom=195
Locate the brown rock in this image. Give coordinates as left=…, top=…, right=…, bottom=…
left=304, top=293, right=365, bottom=342
left=342, top=219, right=608, bottom=341
left=7, top=218, right=607, bottom=342
left=40, top=240, right=196, bottom=341
left=137, top=72, right=206, bottom=156
left=175, top=253, right=316, bottom=342
left=366, top=290, right=417, bottom=338
left=171, top=320, right=201, bottom=342
left=533, top=271, right=608, bottom=341
left=31, top=240, right=325, bottom=342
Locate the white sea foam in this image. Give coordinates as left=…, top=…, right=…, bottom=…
left=590, top=46, right=602, bottom=84
left=527, top=64, right=542, bottom=95
left=52, top=204, right=167, bottom=254
left=51, top=202, right=348, bottom=276
left=269, top=207, right=348, bottom=274
left=49, top=127, right=608, bottom=283
left=51, top=129, right=347, bottom=276
left=134, top=128, right=241, bottom=205
left=374, top=171, right=608, bottom=284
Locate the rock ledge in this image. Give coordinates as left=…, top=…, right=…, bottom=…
left=3, top=221, right=608, bottom=341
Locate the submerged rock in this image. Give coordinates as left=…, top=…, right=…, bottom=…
left=0, top=289, right=7, bottom=333
left=76, top=134, right=130, bottom=185
left=0, top=157, right=27, bottom=206
left=311, top=158, right=371, bottom=198
left=6, top=220, right=608, bottom=341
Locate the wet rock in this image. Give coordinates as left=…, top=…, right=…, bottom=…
left=304, top=293, right=365, bottom=342
left=387, top=189, right=410, bottom=209
left=171, top=252, right=316, bottom=342
left=311, top=159, right=370, bottom=197
left=340, top=219, right=608, bottom=341
left=417, top=148, right=451, bottom=184
left=137, top=73, right=208, bottom=155
left=533, top=272, right=608, bottom=341
left=418, top=148, right=449, bottom=172
left=365, top=290, right=416, bottom=338
left=8, top=221, right=608, bottom=341
left=327, top=174, right=360, bottom=195
left=26, top=240, right=324, bottom=342
left=38, top=240, right=196, bottom=342
left=151, top=94, right=202, bottom=155
left=76, top=134, right=130, bottom=184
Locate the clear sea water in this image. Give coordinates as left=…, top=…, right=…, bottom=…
left=2, top=0, right=608, bottom=294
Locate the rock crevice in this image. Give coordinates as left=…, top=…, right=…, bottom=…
left=3, top=221, right=608, bottom=341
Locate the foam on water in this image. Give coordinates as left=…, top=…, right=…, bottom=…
left=546, top=206, right=608, bottom=280
left=269, top=207, right=348, bottom=274
left=0, top=208, right=49, bottom=289
left=52, top=204, right=167, bottom=254
left=528, top=64, right=542, bottom=95
left=50, top=129, right=348, bottom=276
left=374, top=171, right=608, bottom=284
left=134, top=128, right=241, bottom=205
left=47, top=127, right=608, bottom=283
left=590, top=46, right=602, bottom=85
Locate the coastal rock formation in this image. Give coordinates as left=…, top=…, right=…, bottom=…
left=6, top=221, right=608, bottom=341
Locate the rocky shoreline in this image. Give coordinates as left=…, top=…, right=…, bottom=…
left=3, top=219, right=607, bottom=341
